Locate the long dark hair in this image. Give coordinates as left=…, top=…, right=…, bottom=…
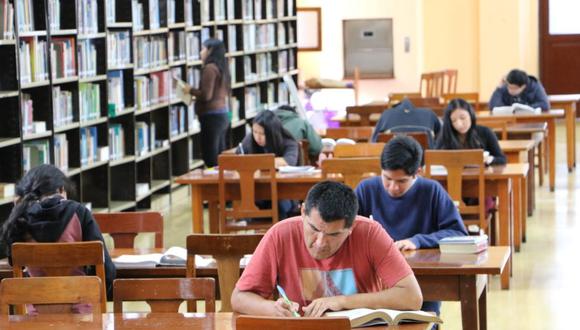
left=202, top=38, right=230, bottom=90
left=436, top=98, right=483, bottom=149
left=1, top=164, right=73, bottom=251
left=251, top=110, right=297, bottom=156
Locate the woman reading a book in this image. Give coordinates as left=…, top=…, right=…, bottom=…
left=435, top=98, right=506, bottom=165
left=0, top=164, right=116, bottom=307
left=184, top=38, right=231, bottom=167
left=236, top=110, right=300, bottom=219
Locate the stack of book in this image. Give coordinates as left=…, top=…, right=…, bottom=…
left=439, top=235, right=488, bottom=254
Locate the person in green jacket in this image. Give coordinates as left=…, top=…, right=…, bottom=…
left=274, top=105, right=322, bottom=159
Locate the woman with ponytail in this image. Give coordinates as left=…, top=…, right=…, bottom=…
left=0, top=164, right=116, bottom=300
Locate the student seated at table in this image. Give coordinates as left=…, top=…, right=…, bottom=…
left=488, top=68, right=550, bottom=111
left=231, top=181, right=423, bottom=317
left=436, top=98, right=506, bottom=165
left=0, top=164, right=116, bottom=301
left=370, top=98, right=441, bottom=146
left=274, top=104, right=323, bottom=160
left=236, top=110, right=300, bottom=219
left=355, top=136, right=467, bottom=316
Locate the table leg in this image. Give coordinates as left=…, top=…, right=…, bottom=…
left=460, top=276, right=480, bottom=330
left=209, top=201, right=219, bottom=233
left=521, top=174, right=528, bottom=243
left=478, top=275, right=488, bottom=330
left=191, top=186, right=204, bottom=233
left=527, top=148, right=535, bottom=218
left=513, top=177, right=522, bottom=252
left=498, top=179, right=511, bottom=289
left=548, top=119, right=556, bottom=191
left=564, top=102, right=576, bottom=172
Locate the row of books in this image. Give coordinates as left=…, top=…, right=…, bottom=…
left=136, top=121, right=156, bottom=156
left=107, top=70, right=126, bottom=113
left=134, top=71, right=170, bottom=110
left=19, top=37, right=49, bottom=84
left=185, top=31, right=200, bottom=62
left=169, top=105, right=186, bottom=136
left=108, top=123, right=125, bottom=160
left=108, top=31, right=131, bottom=68
left=243, top=23, right=276, bottom=51
left=47, top=0, right=60, bottom=32
left=79, top=82, right=101, bottom=122
left=77, top=0, right=99, bottom=35
left=242, top=0, right=277, bottom=21
left=78, top=39, right=98, bottom=78
left=0, top=0, right=14, bottom=40
left=134, top=36, right=168, bottom=71
left=277, top=22, right=295, bottom=46
left=15, top=0, right=33, bottom=32
left=51, top=37, right=77, bottom=80
left=54, top=133, right=68, bottom=171
left=105, top=0, right=116, bottom=24
left=20, top=93, right=35, bottom=135
left=278, top=49, right=295, bottom=72
left=168, top=30, right=185, bottom=63
left=52, top=86, right=74, bottom=128
left=256, top=53, right=275, bottom=79
left=132, top=0, right=162, bottom=31
left=80, top=126, right=99, bottom=166
left=23, top=140, right=50, bottom=172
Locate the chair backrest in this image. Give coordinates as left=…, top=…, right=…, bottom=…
left=0, top=276, right=102, bottom=316
left=321, top=157, right=381, bottom=188
left=424, top=150, right=486, bottom=231
left=324, top=126, right=374, bottom=142
left=388, top=92, right=422, bottom=106
left=93, top=211, right=164, bottom=248
left=481, top=121, right=509, bottom=140
left=442, top=92, right=480, bottom=111
left=376, top=131, right=430, bottom=151
left=11, top=241, right=107, bottom=312
left=236, top=315, right=351, bottom=330
left=218, top=154, right=278, bottom=233
left=298, top=140, right=310, bottom=165
left=333, top=143, right=384, bottom=158
left=345, top=104, right=386, bottom=126
left=443, top=69, right=458, bottom=94
left=420, top=71, right=445, bottom=98
left=186, top=234, right=264, bottom=312
left=113, top=278, right=215, bottom=313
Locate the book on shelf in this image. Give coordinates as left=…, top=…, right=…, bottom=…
left=214, top=0, right=226, bottom=21
left=148, top=0, right=160, bottom=30
left=19, top=36, right=49, bottom=84
left=23, top=140, right=50, bottom=172
left=170, top=105, right=186, bottom=136
left=79, top=82, right=101, bottom=121
left=108, top=123, right=125, bottom=160
left=15, top=0, right=34, bottom=32
left=107, top=31, right=131, bottom=67
left=80, top=126, right=98, bottom=166
left=48, top=0, right=60, bottom=31
left=132, top=0, right=144, bottom=31
left=107, top=70, right=125, bottom=114
left=0, top=0, right=15, bottom=40
left=51, top=37, right=77, bottom=80
left=325, top=308, right=442, bottom=327
left=168, top=30, right=185, bottom=62
left=20, top=93, right=34, bottom=135
left=439, top=235, right=488, bottom=254
left=200, top=0, right=210, bottom=24
left=0, top=182, right=15, bottom=199
left=136, top=182, right=150, bottom=197
left=105, top=0, right=116, bottom=24
left=167, top=0, right=175, bottom=24
left=78, top=0, right=99, bottom=35
left=54, top=133, right=68, bottom=172
left=78, top=39, right=97, bottom=78
left=185, top=31, right=200, bottom=61
left=52, top=86, right=74, bottom=127
left=491, top=103, right=541, bottom=115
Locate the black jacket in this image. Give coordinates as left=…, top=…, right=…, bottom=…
left=488, top=75, right=550, bottom=111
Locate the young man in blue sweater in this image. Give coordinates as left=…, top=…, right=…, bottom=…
left=354, top=135, right=467, bottom=315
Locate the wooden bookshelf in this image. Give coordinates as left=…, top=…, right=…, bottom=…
left=0, top=0, right=298, bottom=224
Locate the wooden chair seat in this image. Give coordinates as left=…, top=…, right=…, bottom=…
left=321, top=157, right=381, bottom=188
left=186, top=234, right=264, bottom=312
left=11, top=241, right=108, bottom=312
left=113, top=278, right=215, bottom=313
left=93, top=211, right=164, bottom=248
left=236, top=315, right=351, bottom=330
left=0, top=276, right=102, bottom=316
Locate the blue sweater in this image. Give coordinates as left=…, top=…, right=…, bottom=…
left=355, top=176, right=467, bottom=248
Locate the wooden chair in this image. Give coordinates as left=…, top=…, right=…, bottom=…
left=478, top=117, right=516, bottom=141
left=186, top=234, right=264, bottom=312
left=345, top=104, right=386, bottom=126
left=93, top=211, right=164, bottom=248
left=218, top=154, right=278, bottom=233
left=298, top=140, right=311, bottom=165
left=324, top=126, right=374, bottom=142
left=236, top=315, right=351, bottom=330
left=442, top=92, right=480, bottom=111
left=420, top=71, right=445, bottom=98
left=333, top=143, right=384, bottom=158
left=376, top=131, right=430, bottom=151
left=424, top=150, right=489, bottom=234
left=443, top=69, right=458, bottom=94
left=11, top=241, right=108, bottom=313
left=0, top=276, right=102, bottom=316
left=113, top=278, right=215, bottom=313
left=388, top=92, right=422, bottom=106
left=321, top=157, right=381, bottom=188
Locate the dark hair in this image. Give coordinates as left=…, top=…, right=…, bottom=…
left=304, top=181, right=358, bottom=228
left=202, top=38, right=230, bottom=90
left=506, top=69, right=529, bottom=87
left=251, top=110, right=297, bottom=156
left=380, top=135, right=422, bottom=175
left=1, top=164, right=73, bottom=252
left=436, top=98, right=484, bottom=150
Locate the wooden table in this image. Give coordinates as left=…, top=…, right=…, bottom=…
left=499, top=139, right=535, bottom=222
left=0, top=312, right=431, bottom=329
left=548, top=94, right=579, bottom=172
left=478, top=110, right=564, bottom=191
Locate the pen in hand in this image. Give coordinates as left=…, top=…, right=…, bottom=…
left=276, top=284, right=300, bottom=317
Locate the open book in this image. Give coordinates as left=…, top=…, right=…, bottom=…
left=278, top=165, right=318, bottom=173
left=326, top=308, right=442, bottom=328
left=492, top=103, right=541, bottom=115
left=173, top=76, right=193, bottom=106
left=113, top=247, right=211, bottom=268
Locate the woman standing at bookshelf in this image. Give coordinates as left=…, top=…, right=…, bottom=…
left=185, top=38, right=231, bottom=167
left=0, top=164, right=116, bottom=302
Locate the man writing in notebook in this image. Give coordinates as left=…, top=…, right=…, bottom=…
left=231, top=181, right=423, bottom=317
left=354, top=135, right=468, bottom=315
